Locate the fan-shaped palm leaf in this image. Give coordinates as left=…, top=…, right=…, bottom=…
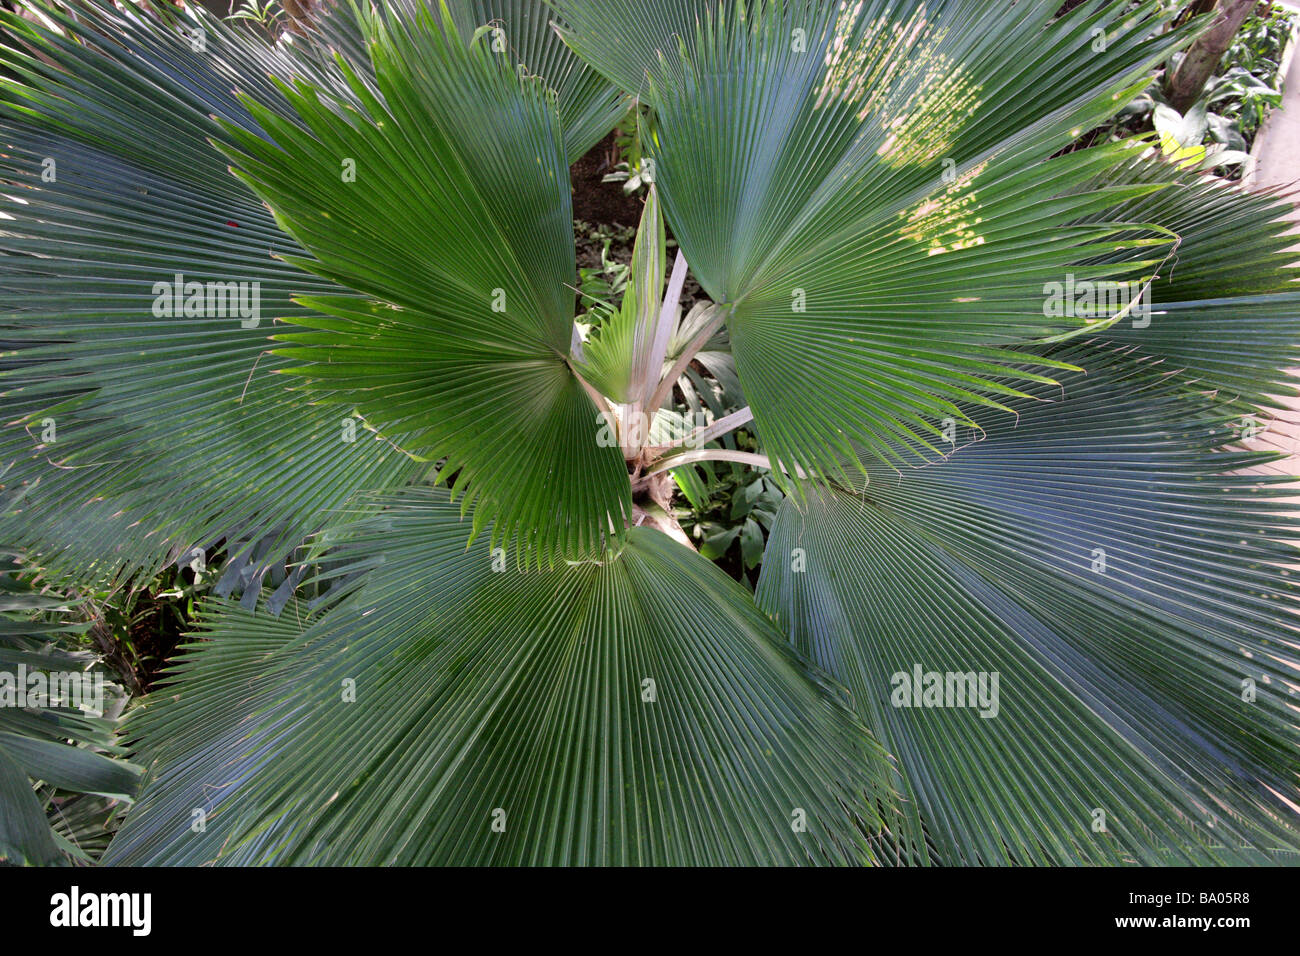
left=756, top=350, right=1300, bottom=864
left=105, top=487, right=893, bottom=865
left=553, top=0, right=1203, bottom=482
left=0, top=1, right=424, bottom=585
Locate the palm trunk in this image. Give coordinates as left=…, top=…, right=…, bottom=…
left=1166, top=0, right=1257, bottom=114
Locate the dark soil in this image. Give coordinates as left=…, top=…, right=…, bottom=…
left=570, top=131, right=644, bottom=227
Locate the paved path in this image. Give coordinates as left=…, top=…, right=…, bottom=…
left=1243, top=11, right=1300, bottom=475
left=1248, top=5, right=1300, bottom=195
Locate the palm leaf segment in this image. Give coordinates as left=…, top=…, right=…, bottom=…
left=105, top=488, right=892, bottom=866
left=432, top=0, right=629, bottom=159
left=0, top=0, right=632, bottom=574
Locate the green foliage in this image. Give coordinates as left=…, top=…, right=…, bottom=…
left=601, top=105, right=656, bottom=194
left=1216, top=3, right=1296, bottom=139
left=3, top=0, right=1300, bottom=866
left=1225, top=3, right=1295, bottom=77
left=574, top=219, right=636, bottom=312
left=1095, top=2, right=1295, bottom=171
left=0, top=555, right=139, bottom=865
left=674, top=444, right=783, bottom=585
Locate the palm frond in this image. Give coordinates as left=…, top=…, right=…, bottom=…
left=756, top=350, right=1300, bottom=864
left=0, top=1, right=424, bottom=585
left=218, top=4, right=631, bottom=561
left=1071, top=147, right=1300, bottom=409
left=105, top=487, right=894, bottom=865
left=554, top=0, right=1201, bottom=485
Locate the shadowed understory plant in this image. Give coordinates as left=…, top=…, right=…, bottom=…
left=1, top=0, right=1299, bottom=865
left=0, top=553, right=138, bottom=864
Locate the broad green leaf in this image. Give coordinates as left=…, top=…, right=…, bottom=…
left=739, top=516, right=763, bottom=569
left=699, top=524, right=741, bottom=560
left=0, top=554, right=139, bottom=864
left=0, top=743, right=59, bottom=865
left=1154, top=101, right=1208, bottom=150
left=756, top=351, right=1300, bottom=864
left=555, top=0, right=1199, bottom=482
left=105, top=487, right=892, bottom=865
left=218, top=5, right=630, bottom=560
left=0, top=1, right=423, bottom=585
left=0, top=733, right=140, bottom=801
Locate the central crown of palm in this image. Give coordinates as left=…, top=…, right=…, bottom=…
left=1, top=0, right=1298, bottom=866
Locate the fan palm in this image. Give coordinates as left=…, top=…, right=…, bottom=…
left=2, top=0, right=1299, bottom=865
